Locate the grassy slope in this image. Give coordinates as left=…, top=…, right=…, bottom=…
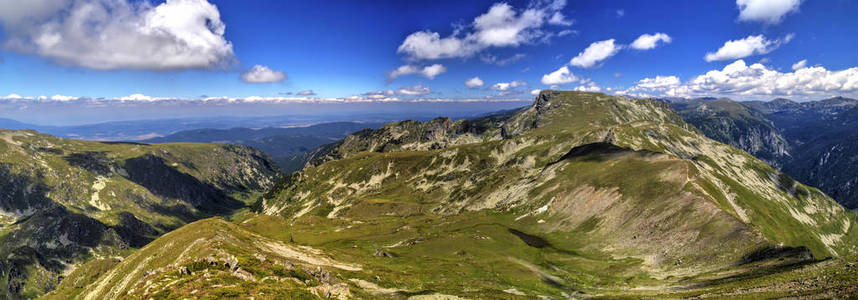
left=45, top=91, right=858, bottom=299
left=44, top=218, right=345, bottom=300
left=251, top=92, right=857, bottom=296
left=52, top=214, right=858, bottom=299
left=0, top=130, right=279, bottom=298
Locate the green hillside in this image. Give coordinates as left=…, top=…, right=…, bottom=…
left=37, top=91, right=858, bottom=299
left=0, top=130, right=279, bottom=298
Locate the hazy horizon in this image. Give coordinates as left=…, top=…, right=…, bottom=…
left=2, top=0, right=857, bottom=126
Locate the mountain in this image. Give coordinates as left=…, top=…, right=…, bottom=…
left=0, top=119, right=35, bottom=131
left=0, top=130, right=279, bottom=298
left=670, top=96, right=858, bottom=208
left=666, top=98, right=790, bottom=167
left=143, top=122, right=383, bottom=172
left=236, top=91, right=855, bottom=297
left=40, top=91, right=858, bottom=298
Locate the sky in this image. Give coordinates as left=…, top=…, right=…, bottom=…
left=0, top=0, right=857, bottom=124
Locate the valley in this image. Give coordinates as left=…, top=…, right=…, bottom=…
left=4, top=91, right=854, bottom=299
left=668, top=96, right=858, bottom=209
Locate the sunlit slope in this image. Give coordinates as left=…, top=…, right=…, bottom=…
left=45, top=217, right=364, bottom=299
left=260, top=91, right=856, bottom=270
left=0, top=130, right=279, bottom=298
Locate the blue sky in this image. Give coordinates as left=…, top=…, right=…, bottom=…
left=0, top=0, right=857, bottom=124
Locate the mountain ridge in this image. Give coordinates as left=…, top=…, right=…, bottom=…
left=39, top=91, right=858, bottom=299
left=0, top=130, right=280, bottom=298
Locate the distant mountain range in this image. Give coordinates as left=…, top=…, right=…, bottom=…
left=142, top=122, right=384, bottom=172
left=0, top=111, right=512, bottom=141
left=666, top=96, right=858, bottom=209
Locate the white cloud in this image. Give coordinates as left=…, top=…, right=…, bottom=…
left=396, top=31, right=475, bottom=60
left=792, top=59, right=807, bottom=70
left=388, top=65, right=419, bottom=80
left=472, top=3, right=546, bottom=47
left=630, top=33, right=672, bottom=50
left=119, top=93, right=156, bottom=101
left=397, top=85, right=432, bottom=96
left=704, top=34, right=793, bottom=62
left=573, top=79, right=601, bottom=92
left=396, top=1, right=571, bottom=60
left=491, top=80, right=527, bottom=91
left=465, top=77, right=485, bottom=88
left=569, top=39, right=621, bottom=68
left=530, top=89, right=542, bottom=95
left=737, top=0, right=803, bottom=24
left=362, top=90, right=396, bottom=100
left=619, top=60, right=858, bottom=99
left=240, top=65, right=287, bottom=83
left=50, top=94, right=76, bottom=101
left=388, top=64, right=447, bottom=81
left=541, top=66, right=578, bottom=85
left=297, top=90, right=316, bottom=96
left=548, top=12, right=573, bottom=26
left=557, top=29, right=576, bottom=37
left=4, top=93, right=23, bottom=99
left=704, top=34, right=795, bottom=62
left=420, top=64, right=447, bottom=79
left=636, top=76, right=681, bottom=90
left=616, top=10, right=625, bottom=18
left=0, top=0, right=234, bottom=70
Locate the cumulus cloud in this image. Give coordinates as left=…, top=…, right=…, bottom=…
left=630, top=33, right=672, bottom=50
left=737, top=0, right=803, bottom=24
left=420, top=64, right=447, bottom=79
left=618, top=60, right=858, bottom=99
left=388, top=64, right=447, bottom=81
left=792, top=59, right=807, bottom=70
left=569, top=39, right=621, bottom=68
left=530, top=89, right=542, bottom=95
left=0, top=0, right=235, bottom=70
left=465, top=77, right=485, bottom=88
left=491, top=80, right=527, bottom=91
left=297, top=90, right=316, bottom=96
left=704, top=34, right=793, bottom=62
left=4, top=93, right=22, bottom=99
left=396, top=1, right=571, bottom=60
left=240, top=65, right=287, bottom=83
left=541, top=66, right=578, bottom=85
